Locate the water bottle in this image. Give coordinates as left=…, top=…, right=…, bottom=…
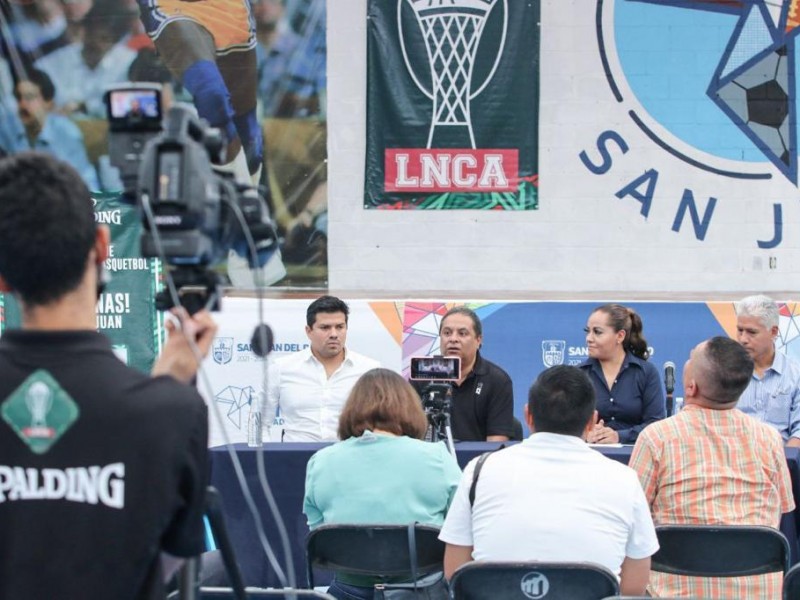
left=247, top=404, right=262, bottom=447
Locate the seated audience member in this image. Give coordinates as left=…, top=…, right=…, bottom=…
left=0, top=68, right=98, bottom=189
left=630, top=336, right=794, bottom=598
left=440, top=365, right=658, bottom=596
left=6, top=0, right=69, bottom=60
left=415, top=306, right=514, bottom=442
left=35, top=0, right=136, bottom=117
left=0, top=152, right=215, bottom=598
left=735, top=294, right=800, bottom=446
left=303, top=368, right=461, bottom=600
left=265, top=295, right=380, bottom=442
left=579, top=303, right=665, bottom=444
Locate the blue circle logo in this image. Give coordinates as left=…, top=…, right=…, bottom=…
left=598, top=0, right=800, bottom=184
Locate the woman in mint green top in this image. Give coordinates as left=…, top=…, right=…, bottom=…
left=303, top=368, right=462, bottom=600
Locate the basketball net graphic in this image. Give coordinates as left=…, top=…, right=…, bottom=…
left=400, top=0, right=506, bottom=149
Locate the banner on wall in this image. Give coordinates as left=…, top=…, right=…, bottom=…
left=0, top=0, right=328, bottom=288
left=0, top=192, right=163, bottom=374
left=365, top=0, right=540, bottom=210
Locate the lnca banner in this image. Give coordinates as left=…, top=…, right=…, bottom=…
left=365, top=0, right=540, bottom=210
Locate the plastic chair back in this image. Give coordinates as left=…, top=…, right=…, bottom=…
left=784, top=562, right=800, bottom=599
left=305, top=523, right=444, bottom=588
left=652, top=525, right=789, bottom=577
left=449, top=561, right=619, bottom=600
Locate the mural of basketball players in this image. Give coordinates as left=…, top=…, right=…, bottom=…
left=136, top=0, right=264, bottom=185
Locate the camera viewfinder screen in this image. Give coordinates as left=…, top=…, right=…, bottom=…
left=409, top=356, right=461, bottom=381
left=109, top=89, right=161, bottom=121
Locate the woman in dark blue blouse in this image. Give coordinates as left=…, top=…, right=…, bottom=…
left=579, top=304, right=665, bottom=444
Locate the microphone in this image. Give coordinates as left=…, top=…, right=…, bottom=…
left=664, top=361, right=675, bottom=416
left=250, top=324, right=274, bottom=357
left=664, top=361, right=676, bottom=394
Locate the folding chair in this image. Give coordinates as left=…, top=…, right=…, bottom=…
left=783, top=562, right=800, bottom=599
left=449, top=561, right=619, bottom=600
left=305, top=523, right=445, bottom=589
left=652, top=525, right=790, bottom=578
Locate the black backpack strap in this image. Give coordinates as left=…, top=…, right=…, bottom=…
left=469, top=451, right=494, bottom=508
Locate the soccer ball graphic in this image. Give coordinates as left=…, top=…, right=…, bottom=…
left=715, top=45, right=791, bottom=168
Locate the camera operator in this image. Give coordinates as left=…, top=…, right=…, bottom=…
left=0, top=153, right=216, bottom=599
left=417, top=307, right=514, bottom=442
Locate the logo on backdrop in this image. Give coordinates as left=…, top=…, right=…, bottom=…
left=365, top=0, right=539, bottom=208
left=589, top=0, right=799, bottom=248
left=214, top=385, right=256, bottom=429
left=541, top=340, right=566, bottom=367
left=212, top=337, right=234, bottom=365
left=520, top=571, right=549, bottom=600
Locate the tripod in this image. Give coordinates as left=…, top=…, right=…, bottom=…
left=421, top=383, right=456, bottom=456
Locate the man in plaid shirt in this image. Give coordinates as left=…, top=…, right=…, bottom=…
left=630, top=336, right=794, bottom=599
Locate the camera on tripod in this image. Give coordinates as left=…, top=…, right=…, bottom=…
left=410, top=356, right=460, bottom=452
left=104, top=84, right=279, bottom=314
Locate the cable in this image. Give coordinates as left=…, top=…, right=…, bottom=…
left=223, top=190, right=297, bottom=589
left=141, top=193, right=291, bottom=587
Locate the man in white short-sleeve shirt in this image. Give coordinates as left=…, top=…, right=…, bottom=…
left=265, top=295, right=380, bottom=442
left=440, top=365, right=659, bottom=596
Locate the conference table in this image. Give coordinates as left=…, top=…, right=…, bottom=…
left=209, top=443, right=800, bottom=588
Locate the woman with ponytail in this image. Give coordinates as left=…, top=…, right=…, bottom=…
left=578, top=304, right=665, bottom=444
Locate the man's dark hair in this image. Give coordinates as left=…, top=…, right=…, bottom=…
left=439, top=306, right=482, bottom=337
left=701, top=336, right=754, bottom=405
left=15, top=68, right=55, bottom=102
left=306, top=295, right=349, bottom=327
left=0, top=153, right=95, bottom=306
left=528, top=365, right=596, bottom=437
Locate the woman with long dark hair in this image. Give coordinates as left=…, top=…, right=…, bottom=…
left=579, top=304, right=665, bottom=444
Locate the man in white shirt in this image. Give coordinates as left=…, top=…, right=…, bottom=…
left=265, top=296, right=380, bottom=441
left=440, top=365, right=658, bottom=596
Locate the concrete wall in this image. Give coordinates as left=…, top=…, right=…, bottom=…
left=327, top=0, right=800, bottom=294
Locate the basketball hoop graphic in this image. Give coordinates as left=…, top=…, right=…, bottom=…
left=399, top=0, right=508, bottom=149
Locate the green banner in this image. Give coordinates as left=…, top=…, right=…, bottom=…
left=365, top=0, right=540, bottom=210
left=0, top=192, right=162, bottom=373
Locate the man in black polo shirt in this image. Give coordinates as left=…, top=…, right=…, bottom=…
left=436, top=306, right=514, bottom=441
left=0, top=152, right=216, bottom=599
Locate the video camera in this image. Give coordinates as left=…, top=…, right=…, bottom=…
left=104, top=84, right=278, bottom=313
left=410, top=356, right=460, bottom=449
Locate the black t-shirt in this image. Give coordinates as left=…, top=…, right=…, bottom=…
left=416, top=353, right=514, bottom=441
left=0, top=330, right=208, bottom=600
